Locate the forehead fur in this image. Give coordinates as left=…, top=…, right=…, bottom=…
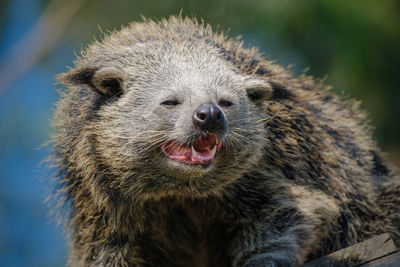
left=73, top=16, right=263, bottom=74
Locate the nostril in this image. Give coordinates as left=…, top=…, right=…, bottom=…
left=197, top=112, right=206, bottom=121
left=216, top=111, right=223, bottom=122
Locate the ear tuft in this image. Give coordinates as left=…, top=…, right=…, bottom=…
left=57, top=67, right=97, bottom=86
left=57, top=67, right=125, bottom=97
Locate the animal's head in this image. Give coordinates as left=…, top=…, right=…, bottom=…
left=54, top=17, right=283, bottom=201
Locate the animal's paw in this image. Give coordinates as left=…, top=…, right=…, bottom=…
left=243, top=256, right=293, bottom=267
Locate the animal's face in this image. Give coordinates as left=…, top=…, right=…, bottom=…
left=58, top=35, right=272, bottom=198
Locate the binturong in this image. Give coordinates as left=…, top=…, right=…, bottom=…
left=51, top=16, right=400, bottom=266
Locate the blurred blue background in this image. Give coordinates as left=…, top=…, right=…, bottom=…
left=0, top=0, right=399, bottom=266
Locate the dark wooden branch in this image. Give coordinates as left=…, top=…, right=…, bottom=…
left=302, top=233, right=400, bottom=267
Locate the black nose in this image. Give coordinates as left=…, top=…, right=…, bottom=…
left=193, top=103, right=224, bottom=132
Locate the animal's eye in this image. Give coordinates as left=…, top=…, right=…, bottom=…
left=218, top=99, right=233, bottom=107
left=161, top=100, right=180, bottom=107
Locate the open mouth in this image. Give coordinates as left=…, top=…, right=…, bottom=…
left=161, top=134, right=223, bottom=165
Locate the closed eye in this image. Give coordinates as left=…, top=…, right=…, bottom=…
left=218, top=99, right=233, bottom=107
left=161, top=100, right=180, bottom=107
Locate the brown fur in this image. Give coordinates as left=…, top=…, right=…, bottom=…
left=51, top=16, right=400, bottom=266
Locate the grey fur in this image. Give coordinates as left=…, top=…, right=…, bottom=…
left=51, top=16, right=400, bottom=266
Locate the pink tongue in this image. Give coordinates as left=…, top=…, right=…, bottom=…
left=161, top=135, right=219, bottom=165
left=191, top=150, right=214, bottom=164
left=162, top=143, right=214, bottom=165
left=191, top=135, right=216, bottom=163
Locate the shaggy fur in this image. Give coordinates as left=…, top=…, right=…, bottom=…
left=51, top=16, right=400, bottom=266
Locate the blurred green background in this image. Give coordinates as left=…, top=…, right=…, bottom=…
left=0, top=0, right=399, bottom=266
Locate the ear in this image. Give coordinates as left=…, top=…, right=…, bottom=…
left=244, top=78, right=273, bottom=103
left=91, top=67, right=126, bottom=96
left=57, top=67, right=126, bottom=97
